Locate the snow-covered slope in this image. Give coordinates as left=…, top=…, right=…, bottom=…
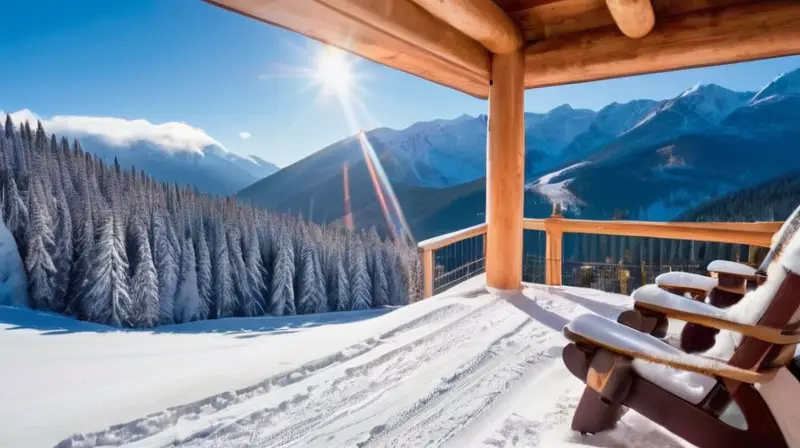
left=525, top=162, right=590, bottom=209
left=2, top=275, right=709, bottom=448
left=750, top=67, right=800, bottom=103
left=0, top=220, right=27, bottom=307
left=3, top=110, right=279, bottom=195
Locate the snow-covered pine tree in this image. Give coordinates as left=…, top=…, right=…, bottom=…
left=226, top=225, right=248, bottom=315
left=242, top=228, right=267, bottom=317
left=83, top=210, right=134, bottom=327
left=151, top=211, right=178, bottom=324
left=270, top=229, right=296, bottom=316
left=194, top=218, right=212, bottom=320
left=348, top=238, right=372, bottom=310
left=24, top=180, right=56, bottom=310
left=332, top=247, right=350, bottom=311
left=296, top=243, right=327, bottom=315
left=370, top=241, right=390, bottom=308
left=52, top=191, right=73, bottom=312
left=211, top=220, right=236, bottom=318
left=175, top=233, right=200, bottom=323
left=384, top=241, right=407, bottom=306
left=128, top=215, right=160, bottom=327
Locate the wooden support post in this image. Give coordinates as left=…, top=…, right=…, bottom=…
left=422, top=248, right=434, bottom=298
left=544, top=215, right=564, bottom=286
left=485, top=48, right=524, bottom=291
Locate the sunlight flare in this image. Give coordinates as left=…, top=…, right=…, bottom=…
left=315, top=46, right=353, bottom=95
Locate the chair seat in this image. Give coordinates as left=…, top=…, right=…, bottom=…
left=632, top=284, right=729, bottom=320
left=565, top=313, right=718, bottom=405
left=707, top=260, right=757, bottom=277
left=655, top=272, right=718, bottom=291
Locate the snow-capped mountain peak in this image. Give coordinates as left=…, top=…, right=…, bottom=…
left=2, top=109, right=279, bottom=194
left=630, top=83, right=752, bottom=131
left=750, top=67, right=800, bottom=103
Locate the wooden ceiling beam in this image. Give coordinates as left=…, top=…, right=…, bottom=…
left=605, top=0, right=654, bottom=38
left=206, top=0, right=491, bottom=98
left=407, top=0, right=523, bottom=53
left=524, top=0, right=800, bottom=89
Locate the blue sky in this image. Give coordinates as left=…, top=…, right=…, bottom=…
left=1, top=0, right=799, bottom=167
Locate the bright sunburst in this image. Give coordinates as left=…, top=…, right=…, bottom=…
left=314, top=46, right=353, bottom=95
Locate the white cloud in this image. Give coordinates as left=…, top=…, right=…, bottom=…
left=1, top=108, right=225, bottom=156
left=239, top=131, right=251, bottom=140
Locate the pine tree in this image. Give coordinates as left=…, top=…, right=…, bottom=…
left=211, top=221, right=236, bottom=318
left=52, top=193, right=73, bottom=312
left=242, top=229, right=267, bottom=317
left=83, top=211, right=133, bottom=327
left=226, top=225, right=248, bottom=315
left=151, top=211, right=178, bottom=324
left=348, top=238, right=372, bottom=310
left=270, top=230, right=296, bottom=316
left=370, top=244, right=390, bottom=308
left=296, top=243, right=327, bottom=314
left=175, top=234, right=200, bottom=323
left=194, top=219, right=212, bottom=320
left=128, top=216, right=160, bottom=327
left=24, top=180, right=56, bottom=310
left=384, top=242, right=406, bottom=306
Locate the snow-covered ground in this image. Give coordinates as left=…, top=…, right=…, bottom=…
left=2, top=276, right=696, bottom=448
left=525, top=162, right=589, bottom=208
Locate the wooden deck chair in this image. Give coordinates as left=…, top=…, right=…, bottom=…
left=618, top=206, right=800, bottom=352
left=560, top=210, right=800, bottom=448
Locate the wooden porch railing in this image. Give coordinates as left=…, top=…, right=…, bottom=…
left=417, top=215, right=782, bottom=298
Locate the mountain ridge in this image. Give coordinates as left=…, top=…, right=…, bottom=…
left=237, top=67, right=800, bottom=240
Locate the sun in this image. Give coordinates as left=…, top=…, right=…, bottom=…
left=315, top=46, right=353, bottom=94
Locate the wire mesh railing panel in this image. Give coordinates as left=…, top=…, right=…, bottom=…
left=560, top=233, right=768, bottom=294
left=522, top=229, right=547, bottom=284
left=432, top=234, right=485, bottom=295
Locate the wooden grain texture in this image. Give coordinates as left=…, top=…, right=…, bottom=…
left=485, top=49, right=525, bottom=291
left=523, top=218, right=780, bottom=247
left=417, top=223, right=487, bottom=251
left=499, top=0, right=749, bottom=42
left=409, top=0, right=524, bottom=53
left=564, top=328, right=779, bottom=384
left=422, top=249, right=434, bottom=298
left=605, top=0, right=655, bottom=38
left=636, top=302, right=800, bottom=345
left=523, top=0, right=800, bottom=88
left=319, top=0, right=491, bottom=77
left=206, top=0, right=491, bottom=98
left=544, top=217, right=564, bottom=285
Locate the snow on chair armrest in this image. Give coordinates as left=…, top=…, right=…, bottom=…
left=655, top=272, right=718, bottom=292
left=633, top=285, right=727, bottom=319
left=563, top=313, right=777, bottom=384
left=632, top=285, right=800, bottom=345
left=707, top=260, right=758, bottom=278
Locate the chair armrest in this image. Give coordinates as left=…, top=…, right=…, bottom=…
left=707, top=260, right=758, bottom=279
left=655, top=272, right=718, bottom=293
left=632, top=285, right=800, bottom=345
left=564, top=313, right=778, bottom=384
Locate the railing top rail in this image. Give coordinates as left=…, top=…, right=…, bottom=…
left=523, top=217, right=781, bottom=247
left=418, top=222, right=487, bottom=251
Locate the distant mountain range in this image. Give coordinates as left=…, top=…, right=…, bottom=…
left=238, top=67, right=800, bottom=241
left=79, top=137, right=278, bottom=195
left=2, top=110, right=279, bottom=195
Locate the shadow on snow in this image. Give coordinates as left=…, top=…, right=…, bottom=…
left=0, top=305, right=399, bottom=337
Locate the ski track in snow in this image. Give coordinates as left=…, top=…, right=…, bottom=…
left=57, top=302, right=472, bottom=448
left=171, top=298, right=522, bottom=448
left=57, top=284, right=646, bottom=448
